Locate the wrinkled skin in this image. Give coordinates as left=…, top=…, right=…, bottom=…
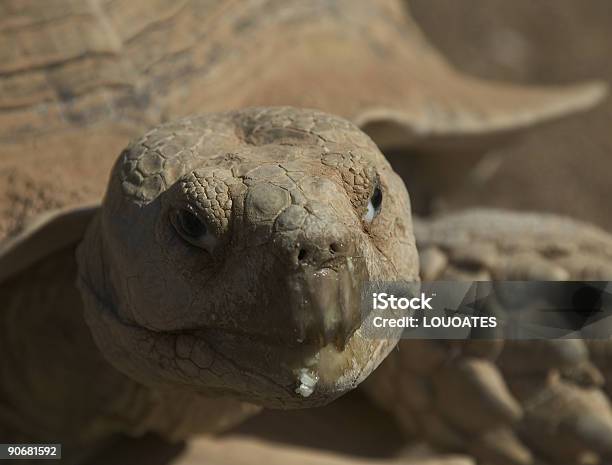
left=77, top=107, right=419, bottom=409
left=3, top=108, right=612, bottom=465
left=366, top=210, right=612, bottom=465
left=0, top=1, right=610, bottom=463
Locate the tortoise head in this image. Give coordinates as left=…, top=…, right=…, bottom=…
left=76, top=107, right=418, bottom=408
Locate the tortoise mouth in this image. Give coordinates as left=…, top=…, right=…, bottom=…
left=186, top=324, right=397, bottom=407
left=126, top=256, right=371, bottom=352
left=76, top=256, right=399, bottom=408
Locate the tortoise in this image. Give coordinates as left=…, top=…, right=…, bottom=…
left=1, top=1, right=612, bottom=465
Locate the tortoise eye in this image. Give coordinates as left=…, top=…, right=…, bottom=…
left=177, top=210, right=207, bottom=238
left=171, top=208, right=217, bottom=251
left=370, top=186, right=383, bottom=210
left=364, top=184, right=383, bottom=223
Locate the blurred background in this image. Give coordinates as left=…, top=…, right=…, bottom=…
left=408, top=0, right=612, bottom=231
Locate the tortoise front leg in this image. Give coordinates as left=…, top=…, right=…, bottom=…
left=364, top=209, right=612, bottom=465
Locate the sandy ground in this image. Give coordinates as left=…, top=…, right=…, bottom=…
left=84, top=392, right=471, bottom=465
left=407, top=0, right=612, bottom=231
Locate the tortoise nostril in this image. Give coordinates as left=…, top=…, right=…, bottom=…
left=292, top=238, right=353, bottom=265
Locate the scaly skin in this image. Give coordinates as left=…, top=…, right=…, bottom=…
left=365, top=209, right=612, bottom=465
left=4, top=111, right=612, bottom=465
left=1, top=107, right=418, bottom=462
left=22, top=108, right=410, bottom=441
left=0, top=2, right=610, bottom=463
left=0, top=245, right=260, bottom=464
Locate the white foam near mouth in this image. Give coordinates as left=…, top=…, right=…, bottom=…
left=295, top=368, right=319, bottom=398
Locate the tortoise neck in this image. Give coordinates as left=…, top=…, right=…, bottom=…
left=0, top=243, right=151, bottom=447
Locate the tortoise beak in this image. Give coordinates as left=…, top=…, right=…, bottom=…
left=288, top=255, right=368, bottom=352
